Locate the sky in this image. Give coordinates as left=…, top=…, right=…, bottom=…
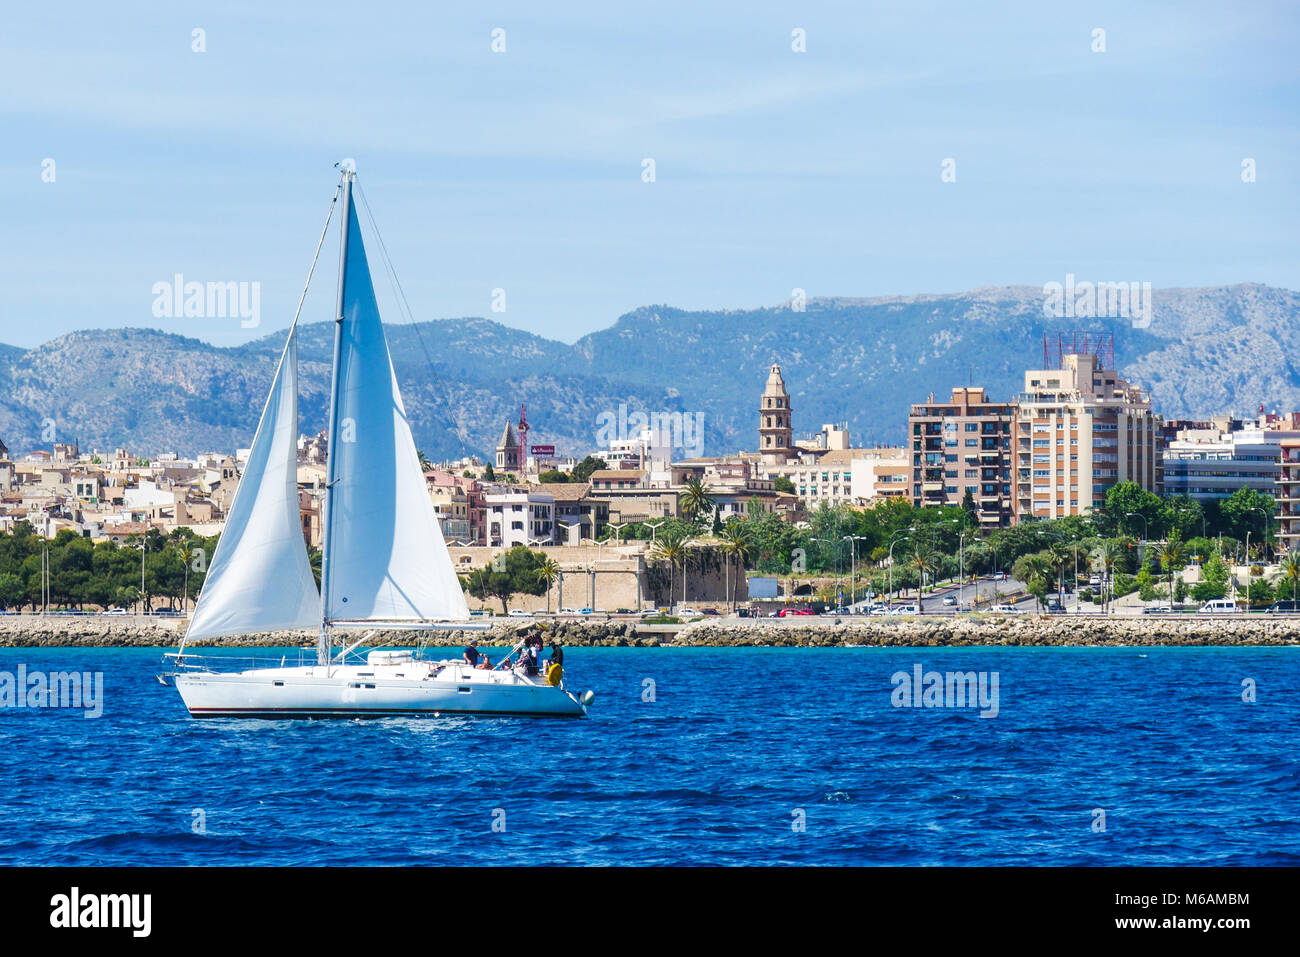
left=2, top=1, right=1298, bottom=349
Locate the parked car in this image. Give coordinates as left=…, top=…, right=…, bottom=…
left=777, top=607, right=814, bottom=617
left=942, top=595, right=957, bottom=606
left=155, top=608, right=184, bottom=617
left=578, top=608, right=594, bottom=615
left=1265, top=600, right=1300, bottom=613
left=889, top=604, right=920, bottom=616
left=507, top=609, right=532, bottom=618
left=676, top=607, right=699, bottom=616
left=558, top=608, right=582, bottom=615
left=1198, top=599, right=1239, bottom=614
left=103, top=608, right=129, bottom=616
left=989, top=603, right=1022, bottom=614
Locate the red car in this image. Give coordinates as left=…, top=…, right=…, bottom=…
left=777, top=607, right=816, bottom=617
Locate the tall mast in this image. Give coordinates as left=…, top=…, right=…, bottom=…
left=319, top=166, right=354, bottom=666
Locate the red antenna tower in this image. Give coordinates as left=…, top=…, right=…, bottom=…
left=1042, top=331, right=1114, bottom=371
left=517, top=403, right=529, bottom=455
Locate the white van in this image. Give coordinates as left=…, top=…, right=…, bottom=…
left=1197, top=599, right=1239, bottom=614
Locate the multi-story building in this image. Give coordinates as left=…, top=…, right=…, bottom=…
left=1162, top=427, right=1293, bottom=503
left=1278, top=437, right=1300, bottom=553
left=907, top=387, right=1014, bottom=527
left=1012, top=351, right=1161, bottom=522
left=484, top=490, right=554, bottom=547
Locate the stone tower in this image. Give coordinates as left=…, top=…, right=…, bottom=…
left=759, top=363, right=794, bottom=464
left=495, top=420, right=521, bottom=471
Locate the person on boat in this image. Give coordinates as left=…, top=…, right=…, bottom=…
left=463, top=642, right=480, bottom=667
left=475, top=653, right=492, bottom=670
left=549, top=642, right=563, bottom=668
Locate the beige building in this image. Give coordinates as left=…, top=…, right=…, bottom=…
left=908, top=387, right=1015, bottom=527
left=1013, top=353, right=1161, bottom=522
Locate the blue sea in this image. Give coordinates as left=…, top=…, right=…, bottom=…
left=0, top=646, right=1296, bottom=866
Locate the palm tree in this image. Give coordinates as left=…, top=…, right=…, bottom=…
left=910, top=544, right=936, bottom=596
left=717, top=523, right=754, bottom=610
left=1015, top=554, right=1051, bottom=611
left=1282, top=551, right=1300, bottom=603
left=652, top=533, right=687, bottom=612
left=679, top=478, right=715, bottom=529
left=1153, top=532, right=1186, bottom=609
left=536, top=557, right=561, bottom=613
left=1090, top=541, right=1124, bottom=613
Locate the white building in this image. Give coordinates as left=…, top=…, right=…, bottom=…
left=485, top=491, right=555, bottom=548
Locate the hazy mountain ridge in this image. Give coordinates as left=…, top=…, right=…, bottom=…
left=0, top=283, right=1295, bottom=460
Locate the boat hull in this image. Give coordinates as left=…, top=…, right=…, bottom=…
left=173, top=661, right=588, bottom=719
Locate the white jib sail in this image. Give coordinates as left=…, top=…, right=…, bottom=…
left=322, top=200, right=470, bottom=624
left=185, top=326, right=320, bottom=641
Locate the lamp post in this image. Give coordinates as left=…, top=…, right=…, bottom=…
left=849, top=535, right=871, bottom=612
left=1247, top=505, right=1269, bottom=563
left=644, top=520, right=665, bottom=549
left=558, top=521, right=582, bottom=547
left=887, top=528, right=915, bottom=610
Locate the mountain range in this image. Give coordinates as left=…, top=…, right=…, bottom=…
left=1, top=282, right=1296, bottom=462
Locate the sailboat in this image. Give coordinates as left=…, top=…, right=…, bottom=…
left=162, top=168, right=592, bottom=718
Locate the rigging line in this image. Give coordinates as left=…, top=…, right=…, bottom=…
left=288, top=184, right=342, bottom=339
left=353, top=180, right=471, bottom=462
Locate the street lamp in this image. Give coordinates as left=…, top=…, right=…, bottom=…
left=644, top=520, right=665, bottom=548
left=887, top=528, right=915, bottom=611
left=1246, top=505, right=1269, bottom=563
left=848, top=535, right=871, bottom=612
left=558, top=521, right=582, bottom=547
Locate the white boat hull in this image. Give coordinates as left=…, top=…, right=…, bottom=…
left=173, top=658, right=588, bottom=719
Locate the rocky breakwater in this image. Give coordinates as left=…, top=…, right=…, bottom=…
left=671, top=615, right=1300, bottom=647
left=0, top=616, right=661, bottom=648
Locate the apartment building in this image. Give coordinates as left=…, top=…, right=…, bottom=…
left=908, top=387, right=1014, bottom=527
left=1012, top=352, right=1161, bottom=522
left=484, top=490, right=555, bottom=547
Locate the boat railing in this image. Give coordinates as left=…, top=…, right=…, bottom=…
left=160, top=650, right=320, bottom=674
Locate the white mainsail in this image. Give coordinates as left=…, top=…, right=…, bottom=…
left=321, top=197, right=470, bottom=625
left=185, top=326, right=320, bottom=642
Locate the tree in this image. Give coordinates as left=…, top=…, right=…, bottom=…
left=538, top=469, right=569, bottom=484
left=718, top=522, right=755, bottom=610
left=1105, top=481, right=1165, bottom=538
left=1219, top=487, right=1276, bottom=555
left=417, top=449, right=432, bottom=471
left=910, top=544, right=936, bottom=595
left=679, top=477, right=715, bottom=528
left=773, top=475, right=795, bottom=494
left=1281, top=552, right=1300, bottom=604
left=651, top=531, right=688, bottom=610
left=572, top=456, right=607, bottom=483
left=536, top=556, right=562, bottom=613
left=483, top=464, right=496, bottom=482
left=0, top=573, right=23, bottom=611
left=960, top=488, right=979, bottom=528
left=1152, top=531, right=1186, bottom=609
left=464, top=546, right=547, bottom=612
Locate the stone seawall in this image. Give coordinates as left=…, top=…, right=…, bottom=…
left=0, top=617, right=649, bottom=648
left=1, top=615, right=1297, bottom=648
left=673, top=617, right=1300, bottom=647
